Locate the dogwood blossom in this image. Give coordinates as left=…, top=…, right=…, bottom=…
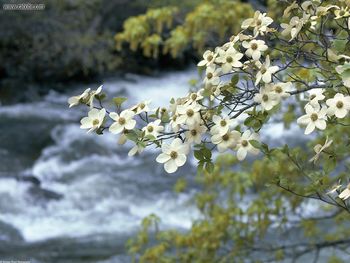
left=236, top=130, right=259, bottom=161
left=197, top=50, right=217, bottom=67
left=176, top=103, right=202, bottom=126
left=326, top=93, right=350, bottom=118
left=334, top=6, right=350, bottom=19
left=68, top=88, right=90, bottom=108
left=281, top=15, right=308, bottom=41
left=109, top=110, right=136, bottom=134
left=339, top=183, right=350, bottom=200
left=254, top=85, right=280, bottom=111
left=80, top=108, right=106, bottom=133
left=241, top=11, right=273, bottom=36
left=156, top=138, right=189, bottom=173
left=215, top=47, right=243, bottom=73
left=88, top=85, right=103, bottom=108
left=335, top=62, right=350, bottom=88
left=309, top=136, right=333, bottom=163
left=297, top=104, right=327, bottom=135
left=242, top=39, right=268, bottom=60
left=204, top=65, right=221, bottom=86
left=185, top=124, right=207, bottom=144
left=273, top=82, right=293, bottom=99
left=211, top=115, right=236, bottom=136
left=307, top=89, right=325, bottom=105
left=255, top=56, right=279, bottom=85
left=211, top=130, right=240, bottom=152
left=131, top=100, right=151, bottom=114
left=142, top=119, right=164, bottom=138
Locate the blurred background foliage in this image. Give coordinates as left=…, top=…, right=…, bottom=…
left=0, top=0, right=267, bottom=103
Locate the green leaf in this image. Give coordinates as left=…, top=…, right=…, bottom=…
left=113, top=97, right=127, bottom=107
left=231, top=74, right=239, bottom=85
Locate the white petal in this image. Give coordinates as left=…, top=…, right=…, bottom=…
left=237, top=147, right=247, bottom=161
left=156, top=153, right=171, bottom=163
left=175, top=154, right=186, bottom=167
left=109, top=123, right=124, bottom=134
left=164, top=160, right=178, bottom=173
left=305, top=122, right=315, bottom=135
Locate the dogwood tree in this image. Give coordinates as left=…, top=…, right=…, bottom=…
left=69, top=0, right=350, bottom=261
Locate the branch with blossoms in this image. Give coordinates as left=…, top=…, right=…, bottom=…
left=69, top=0, right=350, bottom=208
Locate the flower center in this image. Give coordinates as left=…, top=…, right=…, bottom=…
left=251, top=43, right=258, bottom=50
left=262, top=94, right=269, bottom=102
left=172, top=115, right=177, bottom=121
left=191, top=93, right=197, bottom=100
left=275, top=86, right=282, bottom=93
left=207, top=72, right=213, bottom=79
left=186, top=109, right=194, bottom=117
left=222, top=134, right=230, bottom=141
left=339, top=10, right=345, bottom=16
left=212, top=87, right=217, bottom=92
left=310, top=113, right=318, bottom=121
left=118, top=117, right=126, bottom=125
left=190, top=129, right=197, bottom=136
left=147, top=126, right=154, bottom=132
left=161, top=108, right=167, bottom=113
left=261, top=67, right=267, bottom=74
left=226, top=56, right=233, bottom=63
left=170, top=151, right=178, bottom=159
left=256, top=19, right=262, bottom=26
left=241, top=140, right=248, bottom=147
left=139, top=103, right=145, bottom=109
left=310, top=94, right=316, bottom=100
left=220, top=120, right=227, bottom=127
left=207, top=55, right=213, bottom=61
left=336, top=101, right=344, bottom=109
left=92, top=119, right=100, bottom=126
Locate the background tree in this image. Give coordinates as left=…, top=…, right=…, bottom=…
left=69, top=0, right=350, bottom=262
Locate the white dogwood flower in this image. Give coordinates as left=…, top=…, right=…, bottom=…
left=309, top=136, right=333, bottom=163
left=88, top=85, right=103, bottom=108
left=128, top=143, right=145, bottom=156
left=185, top=124, right=207, bottom=144
left=142, top=119, right=164, bottom=138
left=281, top=15, right=308, bottom=41
left=156, top=138, right=189, bottom=173
left=131, top=100, right=151, bottom=114
left=241, top=11, right=273, bottom=36
left=197, top=50, right=217, bottom=67
left=297, top=104, right=327, bottom=135
left=242, top=39, right=268, bottom=60
left=185, top=91, right=204, bottom=105
left=68, top=88, right=91, bottom=108
left=211, top=115, right=236, bottom=136
left=335, top=62, right=350, bottom=88
left=109, top=110, right=136, bottom=134
left=273, top=82, right=293, bottom=99
left=326, top=93, right=350, bottom=118
left=254, top=85, right=280, bottom=111
left=307, top=89, right=325, bottom=105
left=339, top=183, right=350, bottom=200
left=215, top=47, right=243, bottom=73
left=204, top=65, right=221, bottom=86
left=211, top=130, right=241, bottom=152
left=235, top=130, right=260, bottom=161
left=176, top=103, right=202, bottom=126
left=255, top=56, right=279, bottom=85
left=80, top=108, right=106, bottom=133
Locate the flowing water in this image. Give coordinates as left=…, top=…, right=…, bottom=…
left=0, top=68, right=345, bottom=263
left=0, top=69, right=204, bottom=262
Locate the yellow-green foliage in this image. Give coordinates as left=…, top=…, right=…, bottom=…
left=115, top=0, right=254, bottom=58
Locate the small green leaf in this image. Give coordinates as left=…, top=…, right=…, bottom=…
left=113, top=97, right=127, bottom=107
